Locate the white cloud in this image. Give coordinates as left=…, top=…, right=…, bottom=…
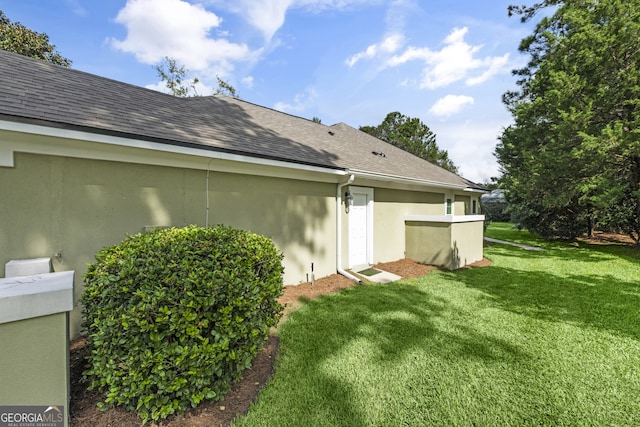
left=434, top=119, right=509, bottom=183
left=241, top=76, right=255, bottom=88
left=219, top=0, right=378, bottom=41
left=465, top=53, right=510, bottom=86
left=274, top=87, right=319, bottom=114
left=110, top=0, right=257, bottom=71
left=345, top=33, right=405, bottom=67
left=145, top=79, right=214, bottom=96
left=429, top=95, right=474, bottom=118
left=65, top=0, right=87, bottom=16
left=295, top=0, right=381, bottom=10
left=144, top=81, right=167, bottom=93
left=231, top=0, right=294, bottom=41
left=355, top=26, right=510, bottom=90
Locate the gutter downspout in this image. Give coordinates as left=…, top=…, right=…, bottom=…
left=337, top=174, right=361, bottom=283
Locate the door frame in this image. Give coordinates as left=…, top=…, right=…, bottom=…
left=347, top=186, right=374, bottom=269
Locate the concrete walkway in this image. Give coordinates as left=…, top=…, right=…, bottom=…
left=354, top=269, right=402, bottom=283
left=484, top=237, right=544, bottom=251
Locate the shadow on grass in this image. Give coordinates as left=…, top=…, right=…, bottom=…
left=271, top=282, right=529, bottom=426
left=444, top=246, right=640, bottom=341
left=484, top=240, right=636, bottom=264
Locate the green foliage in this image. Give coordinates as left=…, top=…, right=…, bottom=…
left=155, top=56, right=239, bottom=98
left=497, top=0, right=640, bottom=243
left=214, top=75, right=238, bottom=97
left=360, top=112, right=459, bottom=174
left=155, top=56, right=200, bottom=97
left=81, top=225, right=284, bottom=423
left=0, top=10, right=71, bottom=66
left=480, top=190, right=510, bottom=222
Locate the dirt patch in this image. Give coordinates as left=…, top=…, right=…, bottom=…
left=373, top=258, right=435, bottom=277
left=578, top=231, right=638, bottom=246
left=69, top=258, right=479, bottom=426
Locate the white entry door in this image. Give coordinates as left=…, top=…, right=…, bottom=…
left=348, top=188, right=373, bottom=268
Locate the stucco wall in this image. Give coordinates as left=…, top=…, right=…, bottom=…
left=373, top=188, right=444, bottom=263
left=455, top=195, right=471, bottom=215
left=0, top=153, right=336, bottom=336
left=450, top=219, right=484, bottom=268
left=405, top=221, right=452, bottom=266
left=405, top=218, right=484, bottom=269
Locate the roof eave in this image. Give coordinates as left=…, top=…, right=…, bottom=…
left=348, top=168, right=469, bottom=191
left=0, top=118, right=348, bottom=178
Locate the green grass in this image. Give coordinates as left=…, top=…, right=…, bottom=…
left=233, top=223, right=640, bottom=426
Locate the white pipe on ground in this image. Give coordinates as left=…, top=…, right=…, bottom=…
left=336, top=174, right=361, bottom=283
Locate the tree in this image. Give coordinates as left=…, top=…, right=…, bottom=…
left=214, top=76, right=238, bottom=97
left=496, top=0, right=640, bottom=243
left=0, top=10, right=71, bottom=66
left=155, top=57, right=200, bottom=97
left=155, top=57, right=239, bottom=98
left=361, top=112, right=458, bottom=173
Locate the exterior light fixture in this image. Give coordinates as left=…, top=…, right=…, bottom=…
left=345, top=191, right=354, bottom=205
left=344, top=191, right=354, bottom=213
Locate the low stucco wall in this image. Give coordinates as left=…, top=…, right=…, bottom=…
left=0, top=271, right=73, bottom=426
left=451, top=219, right=485, bottom=268
left=0, top=313, right=69, bottom=426
left=405, top=216, right=485, bottom=269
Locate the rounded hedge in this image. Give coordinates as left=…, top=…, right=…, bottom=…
left=81, top=225, right=284, bottom=422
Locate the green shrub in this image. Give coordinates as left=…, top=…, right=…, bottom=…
left=81, top=225, right=284, bottom=423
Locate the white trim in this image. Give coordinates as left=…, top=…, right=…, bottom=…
left=0, top=146, right=13, bottom=167
left=464, top=187, right=489, bottom=193
left=0, top=120, right=347, bottom=179
left=445, top=196, right=453, bottom=216
left=0, top=120, right=485, bottom=193
left=336, top=176, right=361, bottom=282
left=349, top=168, right=469, bottom=190
left=347, top=186, right=374, bottom=268
left=405, top=215, right=485, bottom=223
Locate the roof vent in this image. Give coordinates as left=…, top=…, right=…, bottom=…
left=372, top=151, right=386, bottom=157
left=328, top=131, right=335, bottom=136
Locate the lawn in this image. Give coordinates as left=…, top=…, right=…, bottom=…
left=233, top=222, right=640, bottom=426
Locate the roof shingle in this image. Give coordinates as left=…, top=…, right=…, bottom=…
left=0, top=50, right=480, bottom=188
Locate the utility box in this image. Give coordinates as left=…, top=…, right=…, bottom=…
left=0, top=270, right=74, bottom=427
left=5, top=257, right=53, bottom=278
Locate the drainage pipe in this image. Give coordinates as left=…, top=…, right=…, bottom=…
left=336, top=174, right=361, bottom=283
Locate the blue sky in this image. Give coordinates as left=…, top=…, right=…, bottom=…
left=0, top=0, right=537, bottom=183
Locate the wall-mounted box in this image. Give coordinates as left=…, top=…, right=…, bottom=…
left=5, top=257, right=53, bottom=278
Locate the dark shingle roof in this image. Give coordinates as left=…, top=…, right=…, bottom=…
left=0, top=50, right=478, bottom=188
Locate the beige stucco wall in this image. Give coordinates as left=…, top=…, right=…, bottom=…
left=455, top=195, right=471, bottom=215
left=450, top=220, right=484, bottom=268
left=405, top=221, right=452, bottom=267
left=0, top=313, right=69, bottom=426
left=0, top=152, right=336, bottom=336
left=373, top=188, right=445, bottom=263
left=405, top=219, right=484, bottom=269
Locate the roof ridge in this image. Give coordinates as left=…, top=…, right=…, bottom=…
left=219, top=95, right=330, bottom=127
